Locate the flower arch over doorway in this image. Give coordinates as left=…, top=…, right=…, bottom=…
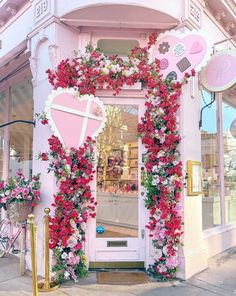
left=40, top=34, right=195, bottom=283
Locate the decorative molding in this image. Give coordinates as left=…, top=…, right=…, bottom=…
left=225, top=21, right=235, bottom=32
left=215, top=10, right=226, bottom=21
left=48, top=43, right=59, bottom=69
left=185, top=0, right=203, bottom=29
left=28, top=29, right=49, bottom=85
left=0, top=17, right=5, bottom=27
left=34, top=0, right=50, bottom=24
left=29, top=57, right=38, bottom=86
left=203, top=5, right=236, bottom=47
left=5, top=3, right=18, bottom=16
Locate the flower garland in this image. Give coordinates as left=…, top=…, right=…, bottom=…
left=39, top=135, right=96, bottom=283
left=43, top=34, right=194, bottom=282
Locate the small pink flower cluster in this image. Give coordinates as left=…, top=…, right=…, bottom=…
left=0, top=170, right=41, bottom=209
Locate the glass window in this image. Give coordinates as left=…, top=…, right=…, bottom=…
left=9, top=78, right=33, bottom=179
left=201, top=92, right=221, bottom=229
left=96, top=105, right=139, bottom=237
left=222, top=97, right=236, bottom=223
left=0, top=91, right=5, bottom=179
left=97, top=39, right=139, bottom=57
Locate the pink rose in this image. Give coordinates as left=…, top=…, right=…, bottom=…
left=33, top=190, right=40, bottom=197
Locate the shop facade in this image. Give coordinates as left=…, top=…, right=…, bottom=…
left=0, top=0, right=236, bottom=280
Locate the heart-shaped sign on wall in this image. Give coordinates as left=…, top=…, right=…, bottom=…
left=151, top=30, right=212, bottom=81
left=45, top=88, right=107, bottom=148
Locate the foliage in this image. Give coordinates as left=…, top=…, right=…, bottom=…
left=43, top=32, right=195, bottom=282
left=39, top=136, right=96, bottom=283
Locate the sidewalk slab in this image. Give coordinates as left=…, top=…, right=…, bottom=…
left=0, top=247, right=236, bottom=296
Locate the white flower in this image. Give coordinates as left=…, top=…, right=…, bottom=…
left=64, top=271, right=70, bottom=279
left=152, top=176, right=160, bottom=186
left=80, top=222, right=86, bottom=231
left=158, top=265, right=167, bottom=273
left=61, top=252, right=68, bottom=259
left=154, top=249, right=163, bottom=260
left=163, top=245, right=169, bottom=256
left=159, top=108, right=164, bottom=114
left=5, top=190, right=10, bottom=196
left=67, top=236, right=77, bottom=248
left=152, top=165, right=158, bottom=173
left=101, top=68, right=109, bottom=75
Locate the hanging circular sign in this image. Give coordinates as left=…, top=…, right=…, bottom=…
left=45, top=88, right=107, bottom=148
left=230, top=118, right=236, bottom=139
left=200, top=49, right=236, bottom=92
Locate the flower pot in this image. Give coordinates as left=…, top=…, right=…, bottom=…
left=7, top=201, right=32, bottom=223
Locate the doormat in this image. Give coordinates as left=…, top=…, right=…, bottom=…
left=97, top=271, right=149, bottom=285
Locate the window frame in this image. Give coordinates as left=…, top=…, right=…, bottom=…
left=0, top=67, right=32, bottom=181
left=202, top=91, right=236, bottom=230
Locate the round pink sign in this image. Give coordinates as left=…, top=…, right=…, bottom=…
left=200, top=50, right=236, bottom=92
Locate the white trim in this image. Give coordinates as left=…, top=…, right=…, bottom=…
left=203, top=222, right=236, bottom=239
left=50, top=103, right=103, bottom=122
left=79, top=98, right=91, bottom=146
left=179, top=247, right=206, bottom=258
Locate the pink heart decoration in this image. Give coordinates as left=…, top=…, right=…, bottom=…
left=189, top=41, right=203, bottom=54
left=151, top=31, right=211, bottom=81
left=45, top=88, right=107, bottom=148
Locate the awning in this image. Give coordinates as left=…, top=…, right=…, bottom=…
left=0, top=42, right=30, bottom=84
left=60, top=4, right=179, bottom=30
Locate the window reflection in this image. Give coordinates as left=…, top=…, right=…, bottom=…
left=9, top=78, right=33, bottom=179
left=96, top=105, right=139, bottom=237
left=201, top=92, right=221, bottom=229
left=222, top=98, right=236, bottom=223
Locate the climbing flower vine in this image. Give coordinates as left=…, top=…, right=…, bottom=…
left=40, top=33, right=195, bottom=283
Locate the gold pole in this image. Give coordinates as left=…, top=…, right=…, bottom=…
left=28, top=214, right=38, bottom=296
left=38, top=208, right=59, bottom=292
left=44, top=208, right=50, bottom=290
left=19, top=224, right=26, bottom=276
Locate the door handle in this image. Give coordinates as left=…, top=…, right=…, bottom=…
left=141, top=167, right=145, bottom=186
left=141, top=229, right=145, bottom=239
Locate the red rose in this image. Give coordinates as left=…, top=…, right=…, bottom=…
left=41, top=153, right=48, bottom=161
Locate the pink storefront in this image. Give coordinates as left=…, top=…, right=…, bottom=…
left=0, top=0, right=236, bottom=281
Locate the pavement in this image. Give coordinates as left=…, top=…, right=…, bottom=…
left=1, top=247, right=236, bottom=296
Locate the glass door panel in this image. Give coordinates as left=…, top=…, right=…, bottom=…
left=96, top=105, right=139, bottom=238
left=9, top=78, right=33, bottom=178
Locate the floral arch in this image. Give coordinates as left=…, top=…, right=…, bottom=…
left=39, top=34, right=194, bottom=283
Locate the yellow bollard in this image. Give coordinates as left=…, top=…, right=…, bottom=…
left=19, top=223, right=26, bottom=276
left=38, top=208, right=59, bottom=292
left=28, top=214, right=38, bottom=296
